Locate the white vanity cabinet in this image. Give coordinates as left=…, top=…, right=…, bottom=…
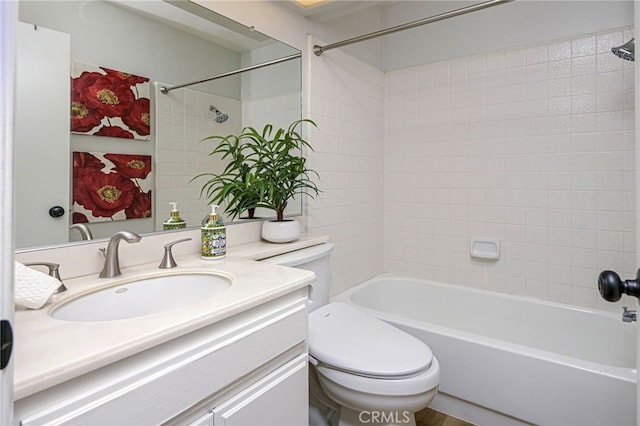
left=14, top=290, right=309, bottom=426
left=189, top=355, right=307, bottom=426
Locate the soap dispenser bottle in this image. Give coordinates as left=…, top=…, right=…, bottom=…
left=201, top=204, right=226, bottom=260
left=163, top=202, right=186, bottom=230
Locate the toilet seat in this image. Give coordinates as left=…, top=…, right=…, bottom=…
left=315, top=356, right=440, bottom=396
left=309, top=303, right=434, bottom=378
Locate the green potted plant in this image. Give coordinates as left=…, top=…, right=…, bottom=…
left=195, top=118, right=320, bottom=242
left=194, top=162, right=261, bottom=221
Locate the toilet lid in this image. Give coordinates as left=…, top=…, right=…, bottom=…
left=308, top=302, right=433, bottom=378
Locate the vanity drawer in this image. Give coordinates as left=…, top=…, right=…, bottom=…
left=17, top=300, right=308, bottom=426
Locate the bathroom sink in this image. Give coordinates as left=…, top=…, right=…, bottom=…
left=51, top=272, right=232, bottom=322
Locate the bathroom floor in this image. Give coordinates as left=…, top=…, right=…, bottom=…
left=415, top=407, right=474, bottom=426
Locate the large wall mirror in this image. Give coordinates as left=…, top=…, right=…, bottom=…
left=15, top=0, right=302, bottom=250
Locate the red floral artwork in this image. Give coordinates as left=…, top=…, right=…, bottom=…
left=72, top=152, right=153, bottom=223
left=126, top=190, right=152, bottom=219
left=71, top=62, right=150, bottom=140
left=94, top=125, right=134, bottom=139
left=104, top=153, right=152, bottom=180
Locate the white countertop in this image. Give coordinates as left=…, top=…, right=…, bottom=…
left=231, top=233, right=330, bottom=260
left=14, top=234, right=328, bottom=400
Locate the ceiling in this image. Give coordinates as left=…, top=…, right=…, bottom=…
left=280, top=0, right=389, bottom=22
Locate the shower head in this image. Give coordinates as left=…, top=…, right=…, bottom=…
left=209, top=105, right=229, bottom=123
left=611, top=38, right=634, bottom=61
left=215, top=113, right=229, bottom=123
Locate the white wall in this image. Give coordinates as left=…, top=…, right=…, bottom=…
left=239, top=43, right=306, bottom=220
left=310, top=4, right=385, bottom=70
left=315, top=1, right=634, bottom=72
left=198, top=1, right=635, bottom=308
left=241, top=42, right=301, bottom=119
left=18, top=1, right=242, bottom=99
left=385, top=26, right=635, bottom=311
left=307, top=39, right=386, bottom=296
left=14, top=24, right=70, bottom=248
left=196, top=1, right=388, bottom=292
left=154, top=86, right=243, bottom=227
left=194, top=2, right=635, bottom=309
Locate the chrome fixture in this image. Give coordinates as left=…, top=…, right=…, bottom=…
left=24, top=262, right=67, bottom=293
left=210, top=105, right=229, bottom=123
left=622, top=307, right=637, bottom=323
left=611, top=38, right=634, bottom=61
left=69, top=223, right=93, bottom=240
left=313, top=0, right=513, bottom=56
left=159, top=53, right=301, bottom=94
left=159, top=238, right=192, bottom=269
left=99, top=231, right=142, bottom=278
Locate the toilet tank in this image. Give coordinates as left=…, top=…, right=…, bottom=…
left=262, top=243, right=334, bottom=312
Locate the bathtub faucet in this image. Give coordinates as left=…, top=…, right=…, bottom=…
left=622, top=306, right=636, bottom=323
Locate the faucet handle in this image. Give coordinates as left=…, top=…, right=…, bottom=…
left=23, top=262, right=67, bottom=293
left=159, top=238, right=193, bottom=269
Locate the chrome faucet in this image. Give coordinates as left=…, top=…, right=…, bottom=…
left=99, top=231, right=142, bottom=278
left=69, top=223, right=93, bottom=240
left=622, top=306, right=637, bottom=323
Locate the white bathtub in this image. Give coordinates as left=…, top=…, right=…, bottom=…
left=333, top=275, right=637, bottom=426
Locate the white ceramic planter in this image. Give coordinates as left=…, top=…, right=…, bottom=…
left=261, top=219, right=301, bottom=243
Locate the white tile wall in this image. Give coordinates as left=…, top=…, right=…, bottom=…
left=241, top=92, right=308, bottom=220
left=243, top=93, right=302, bottom=132
left=307, top=42, right=386, bottom=296
left=384, top=27, right=635, bottom=311
left=154, top=84, right=242, bottom=226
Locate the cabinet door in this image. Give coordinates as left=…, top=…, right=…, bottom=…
left=213, top=355, right=308, bottom=426
left=188, top=411, right=214, bottom=426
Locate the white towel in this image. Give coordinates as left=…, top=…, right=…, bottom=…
left=14, top=261, right=61, bottom=309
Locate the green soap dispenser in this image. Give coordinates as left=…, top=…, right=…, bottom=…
left=163, top=202, right=186, bottom=230
left=201, top=204, right=226, bottom=260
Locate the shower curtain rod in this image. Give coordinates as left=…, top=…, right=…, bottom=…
left=313, top=0, right=514, bottom=56
left=160, top=52, right=302, bottom=94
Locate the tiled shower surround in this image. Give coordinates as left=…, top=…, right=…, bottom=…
left=308, top=42, right=386, bottom=297
left=383, top=27, right=635, bottom=310
left=155, top=84, right=304, bottom=227
left=154, top=85, right=242, bottom=228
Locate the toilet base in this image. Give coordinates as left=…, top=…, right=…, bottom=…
left=310, top=365, right=436, bottom=426
left=309, top=363, right=340, bottom=426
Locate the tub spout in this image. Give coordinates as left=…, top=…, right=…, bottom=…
left=622, top=307, right=636, bottom=323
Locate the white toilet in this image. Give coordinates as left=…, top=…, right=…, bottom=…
left=264, top=243, right=440, bottom=426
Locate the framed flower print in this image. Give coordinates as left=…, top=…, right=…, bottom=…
left=72, top=152, right=152, bottom=223
left=71, top=62, right=150, bottom=140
